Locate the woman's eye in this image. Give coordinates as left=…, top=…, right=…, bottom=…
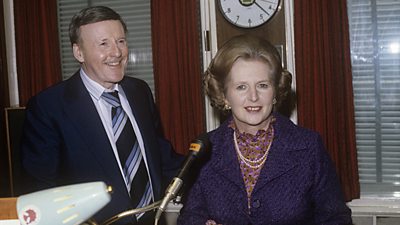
left=258, top=83, right=269, bottom=88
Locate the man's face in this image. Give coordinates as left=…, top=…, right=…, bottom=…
left=73, top=20, right=128, bottom=89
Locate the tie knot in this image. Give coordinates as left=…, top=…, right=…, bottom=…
left=101, top=91, right=121, bottom=107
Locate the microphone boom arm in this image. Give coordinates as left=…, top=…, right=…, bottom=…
left=100, top=200, right=162, bottom=225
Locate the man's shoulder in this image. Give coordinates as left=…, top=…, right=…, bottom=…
left=121, top=75, right=149, bottom=87
left=33, top=81, right=66, bottom=100
left=27, top=73, right=84, bottom=107
left=120, top=76, right=153, bottom=97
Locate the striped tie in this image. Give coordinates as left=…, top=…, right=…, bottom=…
left=101, top=91, right=152, bottom=220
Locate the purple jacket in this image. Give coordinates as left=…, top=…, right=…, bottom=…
left=178, top=113, right=352, bottom=225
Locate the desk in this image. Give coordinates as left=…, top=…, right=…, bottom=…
left=0, top=198, right=17, bottom=220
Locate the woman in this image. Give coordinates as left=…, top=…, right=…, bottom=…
left=177, top=35, right=352, bottom=225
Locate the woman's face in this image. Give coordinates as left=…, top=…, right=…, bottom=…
left=224, top=58, right=275, bottom=134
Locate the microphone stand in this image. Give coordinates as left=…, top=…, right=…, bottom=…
left=84, top=198, right=176, bottom=225
left=81, top=180, right=184, bottom=225
left=154, top=177, right=183, bottom=223
left=100, top=200, right=162, bottom=225
left=97, top=178, right=183, bottom=225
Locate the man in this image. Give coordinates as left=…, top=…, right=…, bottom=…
left=21, top=6, right=182, bottom=224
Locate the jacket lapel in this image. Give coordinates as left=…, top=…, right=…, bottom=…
left=62, top=73, right=122, bottom=180
left=252, top=114, right=307, bottom=195
left=210, top=122, right=247, bottom=190
left=254, top=140, right=299, bottom=190
left=119, top=79, right=163, bottom=198
left=208, top=121, right=252, bottom=216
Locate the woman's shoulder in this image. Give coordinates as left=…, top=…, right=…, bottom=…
left=274, top=113, right=322, bottom=148
left=208, top=117, right=233, bottom=141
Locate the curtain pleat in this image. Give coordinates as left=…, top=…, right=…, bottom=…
left=14, top=0, right=62, bottom=106
left=151, top=0, right=205, bottom=155
left=294, top=0, right=360, bottom=201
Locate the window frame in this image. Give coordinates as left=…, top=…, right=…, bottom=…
left=348, top=0, right=400, bottom=196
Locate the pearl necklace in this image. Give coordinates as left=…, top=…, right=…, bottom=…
left=233, top=131, right=273, bottom=169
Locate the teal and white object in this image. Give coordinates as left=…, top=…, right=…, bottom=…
left=16, top=182, right=111, bottom=225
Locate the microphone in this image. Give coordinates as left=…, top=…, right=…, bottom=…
left=154, top=133, right=210, bottom=223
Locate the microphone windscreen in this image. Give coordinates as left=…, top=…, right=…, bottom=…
left=189, top=133, right=210, bottom=157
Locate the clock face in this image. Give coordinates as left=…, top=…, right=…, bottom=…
left=219, top=0, right=280, bottom=28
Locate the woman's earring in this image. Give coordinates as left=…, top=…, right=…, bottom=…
left=224, top=104, right=231, bottom=110
left=273, top=98, right=277, bottom=105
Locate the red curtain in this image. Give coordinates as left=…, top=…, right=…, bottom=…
left=294, top=1, right=360, bottom=201
left=151, top=0, right=205, bottom=155
left=14, top=0, right=62, bottom=106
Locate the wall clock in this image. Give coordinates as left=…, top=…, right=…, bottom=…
left=218, top=0, right=281, bottom=28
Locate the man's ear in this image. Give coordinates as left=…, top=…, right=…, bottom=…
left=72, top=43, right=84, bottom=63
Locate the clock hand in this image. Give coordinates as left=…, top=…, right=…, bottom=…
left=254, top=1, right=270, bottom=16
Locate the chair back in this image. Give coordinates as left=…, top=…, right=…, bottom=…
left=5, top=107, right=26, bottom=196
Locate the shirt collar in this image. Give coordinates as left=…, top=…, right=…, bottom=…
left=79, top=68, right=119, bottom=100
left=228, top=115, right=276, bottom=137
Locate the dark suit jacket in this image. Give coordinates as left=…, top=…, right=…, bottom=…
left=178, top=113, right=352, bottom=225
left=21, top=71, right=182, bottom=224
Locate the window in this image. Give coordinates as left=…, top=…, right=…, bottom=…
left=347, top=0, right=400, bottom=195
left=57, top=0, right=154, bottom=94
